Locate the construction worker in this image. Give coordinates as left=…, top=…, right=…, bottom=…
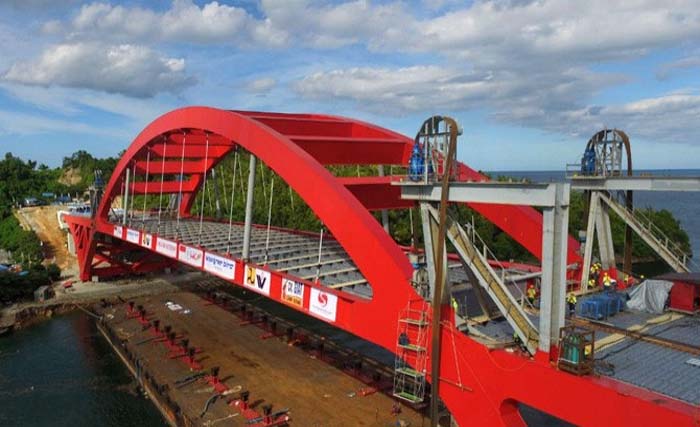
left=512, top=331, right=522, bottom=347
left=451, top=297, right=459, bottom=314
left=566, top=292, right=577, bottom=316
left=588, top=278, right=596, bottom=289
left=526, top=283, right=537, bottom=305
left=592, top=263, right=601, bottom=283
left=603, top=272, right=612, bottom=292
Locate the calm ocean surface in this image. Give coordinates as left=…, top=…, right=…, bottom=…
left=1, top=169, right=696, bottom=426
left=0, top=312, right=165, bottom=426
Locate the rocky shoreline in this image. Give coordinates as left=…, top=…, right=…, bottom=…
left=0, top=275, right=180, bottom=335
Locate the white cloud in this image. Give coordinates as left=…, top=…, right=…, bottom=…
left=594, top=92, right=700, bottom=143
left=2, top=42, right=194, bottom=98
left=288, top=1, right=700, bottom=144
left=371, top=1, right=700, bottom=64
left=502, top=91, right=700, bottom=145
left=295, top=65, right=624, bottom=116
left=246, top=77, right=276, bottom=94
left=657, top=54, right=700, bottom=80
left=69, top=0, right=253, bottom=44
left=259, top=0, right=411, bottom=48
left=296, top=66, right=488, bottom=112
left=34, top=1, right=700, bottom=59
left=293, top=65, right=700, bottom=145
left=62, top=0, right=412, bottom=48
left=40, top=20, right=63, bottom=35
left=4, top=0, right=700, bottom=150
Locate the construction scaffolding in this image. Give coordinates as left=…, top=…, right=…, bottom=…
left=393, top=298, right=430, bottom=404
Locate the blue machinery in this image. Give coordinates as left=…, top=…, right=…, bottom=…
left=408, top=116, right=458, bottom=182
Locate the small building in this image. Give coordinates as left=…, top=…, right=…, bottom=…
left=656, top=273, right=700, bottom=314
left=34, top=285, right=54, bottom=303
left=23, top=197, right=40, bottom=207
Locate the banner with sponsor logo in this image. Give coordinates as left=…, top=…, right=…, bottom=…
left=155, top=237, right=177, bottom=258
left=281, top=278, right=304, bottom=308
left=244, top=265, right=271, bottom=296
left=179, top=244, right=204, bottom=268
left=204, top=252, right=236, bottom=280
left=126, top=228, right=140, bottom=244
left=141, top=233, right=153, bottom=249
left=113, top=225, right=123, bottom=238
left=309, top=288, right=338, bottom=322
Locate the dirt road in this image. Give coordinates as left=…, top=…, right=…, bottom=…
left=15, top=206, right=74, bottom=271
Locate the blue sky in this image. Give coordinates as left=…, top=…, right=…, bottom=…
left=0, top=0, right=699, bottom=170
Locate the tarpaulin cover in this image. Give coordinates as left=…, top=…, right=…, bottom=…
left=626, top=279, right=674, bottom=313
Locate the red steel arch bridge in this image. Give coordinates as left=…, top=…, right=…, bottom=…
left=65, top=107, right=699, bottom=427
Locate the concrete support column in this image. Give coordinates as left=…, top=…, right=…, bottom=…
left=242, top=155, right=257, bottom=260
left=580, top=191, right=599, bottom=291
left=538, top=183, right=569, bottom=354
left=595, top=194, right=616, bottom=270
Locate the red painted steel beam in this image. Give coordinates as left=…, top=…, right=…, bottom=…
left=289, top=135, right=408, bottom=165
left=131, top=179, right=198, bottom=194
left=433, top=323, right=698, bottom=427
left=150, top=144, right=231, bottom=158
left=234, top=110, right=347, bottom=121
left=133, top=159, right=216, bottom=175
left=162, top=132, right=230, bottom=146
left=236, top=115, right=354, bottom=138
left=339, top=176, right=414, bottom=210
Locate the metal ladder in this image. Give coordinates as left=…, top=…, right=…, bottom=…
left=425, top=204, right=540, bottom=354
left=393, top=298, right=429, bottom=404
left=598, top=192, right=694, bottom=273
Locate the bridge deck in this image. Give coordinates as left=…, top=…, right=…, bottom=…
left=591, top=310, right=700, bottom=405
left=129, top=218, right=374, bottom=299
left=118, top=217, right=535, bottom=333
left=99, top=290, right=426, bottom=425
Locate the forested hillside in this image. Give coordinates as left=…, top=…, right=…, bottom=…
left=0, top=151, right=118, bottom=268
left=0, top=149, right=691, bottom=270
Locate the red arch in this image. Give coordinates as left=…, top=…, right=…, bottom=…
left=68, top=107, right=695, bottom=427
left=92, top=106, right=415, bottom=343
